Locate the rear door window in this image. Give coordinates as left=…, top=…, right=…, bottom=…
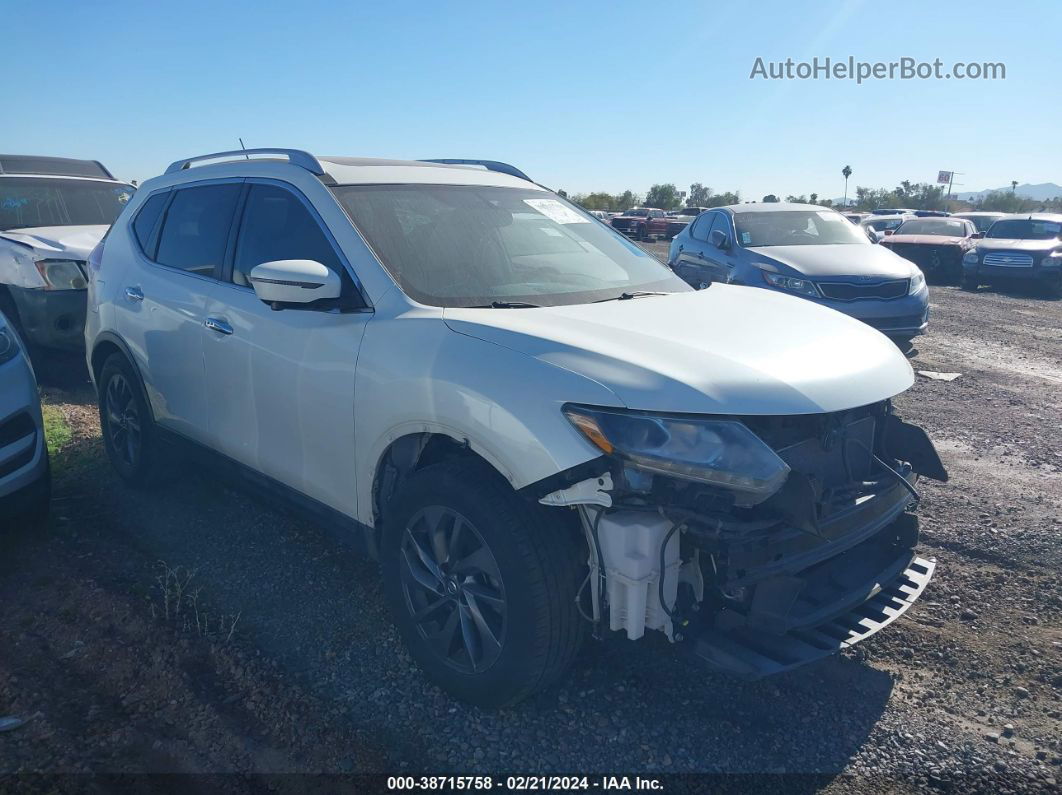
left=155, top=184, right=241, bottom=277
left=231, top=184, right=344, bottom=287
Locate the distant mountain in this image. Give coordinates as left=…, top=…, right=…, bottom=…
left=953, top=182, right=1062, bottom=202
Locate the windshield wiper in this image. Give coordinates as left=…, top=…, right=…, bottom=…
left=468, top=301, right=543, bottom=308
left=593, top=290, right=674, bottom=303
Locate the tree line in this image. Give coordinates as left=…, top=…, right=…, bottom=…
left=569, top=183, right=740, bottom=212
left=568, top=179, right=1062, bottom=213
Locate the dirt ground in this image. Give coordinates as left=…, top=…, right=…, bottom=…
left=1, top=257, right=1060, bottom=792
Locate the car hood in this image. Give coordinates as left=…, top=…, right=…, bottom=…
left=977, top=238, right=1060, bottom=253
left=884, top=235, right=968, bottom=246
left=750, top=243, right=915, bottom=278
left=0, top=225, right=109, bottom=260
left=443, top=286, right=913, bottom=416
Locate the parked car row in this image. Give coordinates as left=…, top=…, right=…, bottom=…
left=850, top=208, right=1062, bottom=295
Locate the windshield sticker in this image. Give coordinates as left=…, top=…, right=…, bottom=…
left=741, top=231, right=752, bottom=244
left=540, top=227, right=563, bottom=237
left=523, top=198, right=589, bottom=224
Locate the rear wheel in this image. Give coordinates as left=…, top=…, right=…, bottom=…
left=380, top=459, right=586, bottom=707
left=98, top=354, right=171, bottom=488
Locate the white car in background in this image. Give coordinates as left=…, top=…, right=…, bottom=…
left=0, top=308, right=49, bottom=531
left=86, top=148, right=945, bottom=707
left=0, top=154, right=135, bottom=352
left=860, top=213, right=915, bottom=243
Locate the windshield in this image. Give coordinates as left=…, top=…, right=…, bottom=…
left=622, top=208, right=649, bottom=217
left=957, top=214, right=1001, bottom=232
left=331, top=185, right=690, bottom=307
left=0, top=177, right=134, bottom=230
left=895, top=219, right=969, bottom=236
left=735, top=210, right=870, bottom=247
left=986, top=218, right=1062, bottom=240
left=866, top=217, right=905, bottom=231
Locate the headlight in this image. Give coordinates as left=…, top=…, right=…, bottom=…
left=761, top=270, right=820, bottom=297
left=0, top=326, right=20, bottom=365
left=962, top=250, right=979, bottom=264
left=909, top=270, right=926, bottom=294
left=1046, top=250, right=1062, bottom=260
left=35, top=259, right=87, bottom=290
left=563, top=404, right=790, bottom=504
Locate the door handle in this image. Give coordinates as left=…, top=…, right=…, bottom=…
left=204, top=317, right=233, bottom=335
left=125, top=286, right=144, bottom=302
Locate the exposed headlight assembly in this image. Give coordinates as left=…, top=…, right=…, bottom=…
left=962, top=250, right=979, bottom=264
left=909, top=270, right=926, bottom=294
left=761, top=270, right=820, bottom=297
left=0, top=326, right=20, bottom=365
left=35, top=259, right=87, bottom=290
left=563, top=404, right=790, bottom=504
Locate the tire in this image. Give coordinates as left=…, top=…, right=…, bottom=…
left=1043, top=273, right=1062, bottom=299
left=98, top=353, right=171, bottom=488
left=961, top=276, right=979, bottom=292
left=380, top=459, right=586, bottom=707
left=892, top=336, right=915, bottom=355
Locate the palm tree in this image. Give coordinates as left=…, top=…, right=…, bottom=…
left=1011, top=180, right=1018, bottom=194
left=842, top=165, right=853, bottom=207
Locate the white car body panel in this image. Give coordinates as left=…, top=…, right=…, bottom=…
left=0, top=224, right=109, bottom=288
left=443, top=286, right=914, bottom=416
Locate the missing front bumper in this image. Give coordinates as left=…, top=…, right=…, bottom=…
left=690, top=555, right=934, bottom=678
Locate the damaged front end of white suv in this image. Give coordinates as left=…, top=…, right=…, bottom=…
left=538, top=399, right=945, bottom=677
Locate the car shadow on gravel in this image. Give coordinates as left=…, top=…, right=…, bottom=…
left=89, top=464, right=896, bottom=781
left=968, top=283, right=1059, bottom=301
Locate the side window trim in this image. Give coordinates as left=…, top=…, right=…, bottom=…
left=234, top=177, right=371, bottom=308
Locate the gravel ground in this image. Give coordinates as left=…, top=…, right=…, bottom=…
left=1, top=251, right=1059, bottom=792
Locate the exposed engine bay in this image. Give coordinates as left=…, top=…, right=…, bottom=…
left=540, top=400, right=947, bottom=678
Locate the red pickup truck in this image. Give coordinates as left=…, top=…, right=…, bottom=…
left=610, top=207, right=669, bottom=241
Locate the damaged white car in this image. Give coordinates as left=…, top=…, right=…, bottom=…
left=1, top=155, right=134, bottom=352
left=86, top=150, right=946, bottom=707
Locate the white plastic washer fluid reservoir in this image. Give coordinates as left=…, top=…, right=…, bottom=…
left=596, top=512, right=680, bottom=640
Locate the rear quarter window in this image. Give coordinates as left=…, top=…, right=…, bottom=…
left=132, top=192, right=169, bottom=257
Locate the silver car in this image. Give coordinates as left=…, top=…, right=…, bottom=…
left=0, top=309, right=49, bottom=531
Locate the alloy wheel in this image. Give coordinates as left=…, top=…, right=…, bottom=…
left=399, top=506, right=507, bottom=673
left=105, top=373, right=141, bottom=468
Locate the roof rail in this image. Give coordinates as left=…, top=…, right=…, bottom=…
left=164, top=148, right=326, bottom=176
left=419, top=159, right=532, bottom=183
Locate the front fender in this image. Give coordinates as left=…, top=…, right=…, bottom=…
left=354, top=311, right=623, bottom=526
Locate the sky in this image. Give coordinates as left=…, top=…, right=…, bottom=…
left=5, top=0, right=1060, bottom=202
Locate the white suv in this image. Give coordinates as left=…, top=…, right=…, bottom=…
left=86, top=149, right=946, bottom=706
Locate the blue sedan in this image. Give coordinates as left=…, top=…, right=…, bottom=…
left=667, top=203, right=929, bottom=342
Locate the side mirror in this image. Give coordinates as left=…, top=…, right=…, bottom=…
left=971, top=231, right=985, bottom=239
left=249, top=259, right=342, bottom=309
left=710, top=229, right=729, bottom=249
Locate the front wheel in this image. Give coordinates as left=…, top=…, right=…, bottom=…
left=961, top=276, right=979, bottom=292
left=380, top=459, right=586, bottom=707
